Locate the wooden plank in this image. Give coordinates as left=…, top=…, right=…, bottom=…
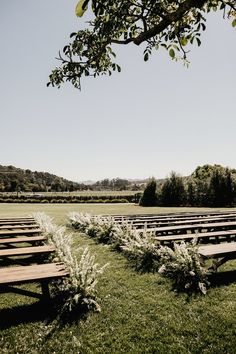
left=129, top=215, right=236, bottom=229
left=198, top=243, right=236, bottom=258
left=0, top=224, right=39, bottom=230
left=138, top=221, right=236, bottom=235
left=0, top=235, right=47, bottom=245
left=154, top=229, right=236, bottom=244
left=0, top=263, right=69, bottom=285
left=0, top=221, right=37, bottom=226
left=0, top=218, right=35, bottom=222
left=114, top=213, right=236, bottom=225
left=0, top=245, right=55, bottom=257
left=0, top=229, right=41, bottom=236
left=110, top=211, right=236, bottom=221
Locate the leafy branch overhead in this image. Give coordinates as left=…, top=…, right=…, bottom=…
left=48, top=0, right=236, bottom=89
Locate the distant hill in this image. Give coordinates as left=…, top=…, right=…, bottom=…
left=0, top=165, right=144, bottom=193
left=0, top=165, right=82, bottom=192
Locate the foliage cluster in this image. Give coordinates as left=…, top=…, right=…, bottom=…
left=0, top=165, right=143, bottom=193
left=33, top=212, right=107, bottom=313
left=68, top=212, right=210, bottom=293
left=158, top=240, right=210, bottom=294
left=49, top=0, right=236, bottom=89
left=69, top=212, right=159, bottom=269
left=0, top=165, right=82, bottom=193
left=139, top=178, right=158, bottom=206
left=0, top=194, right=134, bottom=204
left=140, top=165, right=236, bottom=207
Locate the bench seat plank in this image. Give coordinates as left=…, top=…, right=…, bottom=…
left=118, top=214, right=236, bottom=225
left=0, top=221, right=36, bottom=226
left=0, top=229, right=41, bottom=236
left=0, top=218, right=35, bottom=222
left=0, top=263, right=69, bottom=285
left=154, top=229, right=236, bottom=243
left=0, top=235, right=47, bottom=245
left=198, top=243, right=236, bottom=258
left=138, top=221, right=236, bottom=235
left=0, top=245, right=55, bottom=257
left=0, top=224, right=39, bottom=230
left=131, top=215, right=236, bottom=229
left=112, top=211, right=236, bottom=222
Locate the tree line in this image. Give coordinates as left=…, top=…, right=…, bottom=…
left=140, top=165, right=236, bottom=207
left=0, top=165, right=143, bottom=193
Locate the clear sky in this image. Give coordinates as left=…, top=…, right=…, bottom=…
left=0, top=1, right=235, bottom=182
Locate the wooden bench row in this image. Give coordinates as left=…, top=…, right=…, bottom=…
left=0, top=235, right=47, bottom=245
left=0, top=229, right=42, bottom=236
left=0, top=224, right=39, bottom=230
left=0, top=216, right=68, bottom=301
left=110, top=211, right=236, bottom=221
left=154, top=229, right=236, bottom=245
left=198, top=242, right=236, bottom=270
left=127, top=215, right=236, bottom=229
left=114, top=213, right=236, bottom=225
left=0, top=262, right=69, bottom=299
left=0, top=245, right=55, bottom=258
left=138, top=221, right=236, bottom=236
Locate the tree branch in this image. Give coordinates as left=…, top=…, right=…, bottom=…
left=133, top=0, right=207, bottom=45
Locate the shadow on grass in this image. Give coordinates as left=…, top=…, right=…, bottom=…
left=209, top=269, right=236, bottom=288
left=0, top=301, right=53, bottom=330
left=0, top=297, right=88, bottom=331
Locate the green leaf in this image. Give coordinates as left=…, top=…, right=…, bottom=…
left=169, top=49, right=175, bottom=59
left=144, top=52, right=149, bottom=62
left=180, top=38, right=188, bottom=46
left=232, top=19, right=236, bottom=28
left=75, top=0, right=89, bottom=17
left=196, top=37, right=201, bottom=47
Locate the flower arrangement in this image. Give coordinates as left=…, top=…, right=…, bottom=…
left=33, top=212, right=107, bottom=313
left=157, top=240, right=210, bottom=294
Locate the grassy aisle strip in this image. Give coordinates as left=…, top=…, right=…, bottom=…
left=33, top=212, right=108, bottom=313
left=68, top=212, right=211, bottom=294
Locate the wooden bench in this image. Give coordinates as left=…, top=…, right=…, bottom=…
left=0, top=216, right=68, bottom=301
left=0, top=235, right=47, bottom=246
left=128, top=215, right=236, bottom=229
left=0, top=245, right=55, bottom=258
left=0, top=229, right=42, bottom=236
left=0, top=224, right=39, bottom=230
left=154, top=229, right=236, bottom=245
left=111, top=211, right=236, bottom=222
left=0, top=220, right=37, bottom=226
left=138, top=221, right=236, bottom=236
left=0, top=262, right=69, bottom=299
left=0, top=218, right=35, bottom=222
left=198, top=242, right=236, bottom=270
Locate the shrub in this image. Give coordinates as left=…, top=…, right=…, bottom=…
left=139, top=178, right=157, bottom=206
left=160, top=171, right=186, bottom=206
left=157, top=240, right=210, bottom=294
left=68, top=213, right=159, bottom=272
left=120, top=228, right=160, bottom=272
left=33, top=212, right=107, bottom=314
left=68, top=213, right=121, bottom=244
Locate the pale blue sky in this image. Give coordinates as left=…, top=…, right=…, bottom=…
left=0, top=1, right=235, bottom=182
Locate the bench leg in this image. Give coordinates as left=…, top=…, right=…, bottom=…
left=41, top=281, right=50, bottom=300
left=209, top=256, right=233, bottom=272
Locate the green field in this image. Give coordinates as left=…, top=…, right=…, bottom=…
left=1, top=203, right=236, bottom=223
left=1, top=204, right=236, bottom=354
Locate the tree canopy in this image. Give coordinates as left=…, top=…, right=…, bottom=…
left=48, top=0, right=236, bottom=89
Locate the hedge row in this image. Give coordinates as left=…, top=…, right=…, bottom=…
left=0, top=193, right=141, bottom=203
left=0, top=198, right=132, bottom=204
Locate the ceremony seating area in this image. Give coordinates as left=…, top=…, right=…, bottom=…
left=0, top=217, right=68, bottom=300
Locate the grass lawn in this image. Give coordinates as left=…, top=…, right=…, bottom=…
left=0, top=204, right=236, bottom=353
